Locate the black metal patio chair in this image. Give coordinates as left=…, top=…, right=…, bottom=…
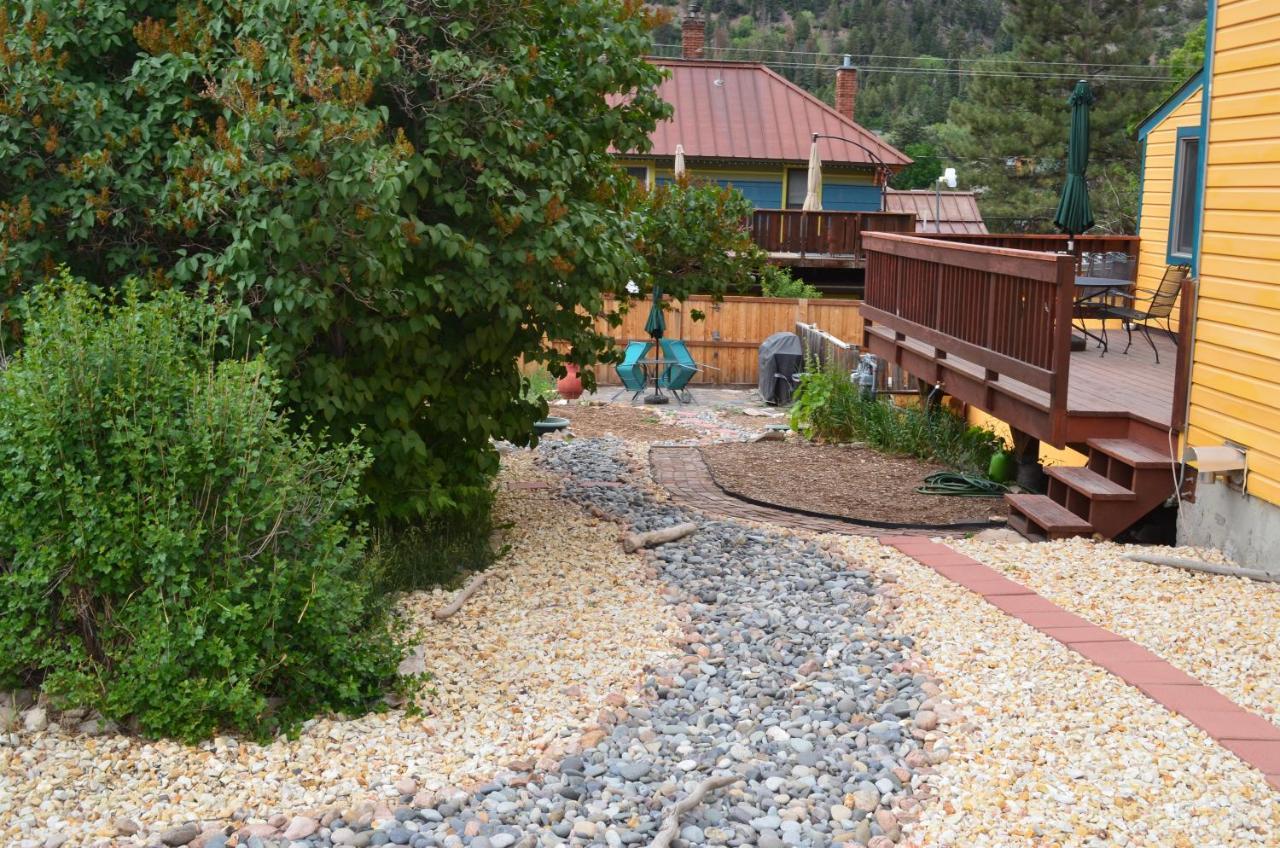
left=1096, top=264, right=1189, bottom=364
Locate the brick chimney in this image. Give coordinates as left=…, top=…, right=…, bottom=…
left=835, top=55, right=858, bottom=120
left=682, top=2, right=706, bottom=60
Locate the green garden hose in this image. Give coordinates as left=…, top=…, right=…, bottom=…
left=916, top=471, right=1011, bottom=498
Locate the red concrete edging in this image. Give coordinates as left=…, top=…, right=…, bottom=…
left=879, top=535, right=1280, bottom=792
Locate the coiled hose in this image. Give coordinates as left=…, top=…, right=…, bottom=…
left=916, top=471, right=1010, bottom=498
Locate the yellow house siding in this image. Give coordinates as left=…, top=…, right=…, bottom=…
left=1136, top=90, right=1202, bottom=310
left=1189, top=0, right=1280, bottom=507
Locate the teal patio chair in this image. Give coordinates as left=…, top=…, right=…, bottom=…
left=658, top=339, right=703, bottom=403
left=612, top=341, right=653, bottom=401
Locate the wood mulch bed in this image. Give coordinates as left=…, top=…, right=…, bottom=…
left=700, top=439, right=1008, bottom=526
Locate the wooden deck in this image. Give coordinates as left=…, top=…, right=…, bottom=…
left=867, top=324, right=1177, bottom=444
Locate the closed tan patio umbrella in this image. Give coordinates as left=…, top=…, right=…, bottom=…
left=674, top=144, right=687, bottom=179
left=802, top=140, right=822, bottom=211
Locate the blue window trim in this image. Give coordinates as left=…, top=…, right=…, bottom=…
left=1136, top=138, right=1147, bottom=232
left=1167, top=127, right=1202, bottom=266
left=1194, top=1, right=1218, bottom=278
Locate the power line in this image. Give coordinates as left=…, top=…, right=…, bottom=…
left=651, top=42, right=1173, bottom=72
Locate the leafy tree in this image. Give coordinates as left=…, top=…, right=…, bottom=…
left=632, top=177, right=764, bottom=303
left=0, top=0, right=670, bottom=521
left=945, top=0, right=1166, bottom=233
left=0, top=276, right=398, bottom=741
left=1165, top=20, right=1206, bottom=91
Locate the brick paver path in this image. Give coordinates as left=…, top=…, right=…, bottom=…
left=646, top=445, right=1280, bottom=789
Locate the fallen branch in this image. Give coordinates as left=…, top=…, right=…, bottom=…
left=1124, top=553, right=1280, bottom=584
left=648, top=775, right=742, bottom=848
left=432, top=572, right=489, bottom=620
left=623, top=522, right=698, bottom=554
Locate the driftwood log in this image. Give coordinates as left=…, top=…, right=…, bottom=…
left=1124, top=552, right=1280, bottom=584
left=647, top=775, right=742, bottom=848
left=623, top=522, right=698, bottom=554
left=432, top=572, right=490, bottom=620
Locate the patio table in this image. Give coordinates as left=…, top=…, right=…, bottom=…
left=637, top=357, right=678, bottom=404
left=1073, top=276, right=1135, bottom=354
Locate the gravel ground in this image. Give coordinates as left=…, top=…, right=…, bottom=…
left=553, top=399, right=766, bottom=445
left=76, top=435, right=947, bottom=848
left=949, top=536, right=1280, bottom=730
left=0, top=452, right=680, bottom=847
left=700, top=441, right=1005, bottom=527
left=835, top=535, right=1280, bottom=847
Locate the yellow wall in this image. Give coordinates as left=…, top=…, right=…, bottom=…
left=966, top=408, right=1088, bottom=467
left=1190, top=0, right=1280, bottom=506
left=1137, top=87, right=1203, bottom=325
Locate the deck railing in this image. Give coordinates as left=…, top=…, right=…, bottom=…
left=750, top=210, right=916, bottom=257
left=917, top=232, right=1140, bottom=280
left=860, top=232, right=1077, bottom=442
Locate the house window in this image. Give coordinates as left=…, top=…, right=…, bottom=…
left=1169, top=132, right=1200, bottom=261
left=785, top=168, right=808, bottom=209
left=625, top=166, right=649, bottom=187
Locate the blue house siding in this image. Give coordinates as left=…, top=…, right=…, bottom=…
left=711, top=178, right=782, bottom=210
left=821, top=183, right=882, bottom=212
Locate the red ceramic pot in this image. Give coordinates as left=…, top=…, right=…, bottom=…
left=556, top=364, right=584, bottom=400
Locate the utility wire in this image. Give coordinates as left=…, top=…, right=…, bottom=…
left=653, top=41, right=1173, bottom=70
left=651, top=44, right=1172, bottom=83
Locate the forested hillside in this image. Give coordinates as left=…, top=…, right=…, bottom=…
left=652, top=0, right=1205, bottom=231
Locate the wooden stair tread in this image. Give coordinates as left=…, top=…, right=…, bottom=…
left=1005, top=494, right=1093, bottom=533
left=1045, top=466, right=1137, bottom=501
left=1086, top=438, right=1175, bottom=469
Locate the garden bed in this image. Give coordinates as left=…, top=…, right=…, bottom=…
left=700, top=439, right=1008, bottom=527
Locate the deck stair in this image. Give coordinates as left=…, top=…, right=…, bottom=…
left=1005, top=433, right=1178, bottom=540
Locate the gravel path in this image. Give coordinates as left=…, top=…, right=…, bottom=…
left=949, top=536, right=1280, bottom=730
left=836, top=535, right=1280, bottom=847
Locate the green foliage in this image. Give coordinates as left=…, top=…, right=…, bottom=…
left=369, top=503, right=498, bottom=595
left=0, top=277, right=400, bottom=741
left=945, top=0, right=1173, bottom=233
left=1164, top=20, right=1206, bottom=92
left=632, top=178, right=765, bottom=298
left=789, top=359, right=1006, bottom=474
left=890, top=142, right=944, bottom=191
left=0, top=0, right=671, bottom=522
left=758, top=265, right=821, bottom=299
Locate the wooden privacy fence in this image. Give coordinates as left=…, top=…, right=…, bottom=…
left=795, top=321, right=920, bottom=395
left=580, top=295, right=864, bottom=387
left=860, top=233, right=1076, bottom=442
left=750, top=210, right=916, bottom=257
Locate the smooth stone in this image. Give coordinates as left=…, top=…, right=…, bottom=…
left=161, top=824, right=201, bottom=846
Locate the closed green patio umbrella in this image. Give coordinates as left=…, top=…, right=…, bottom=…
left=1054, top=79, right=1096, bottom=251
left=644, top=285, right=665, bottom=341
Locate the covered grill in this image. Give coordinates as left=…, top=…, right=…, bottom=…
left=758, top=331, right=805, bottom=405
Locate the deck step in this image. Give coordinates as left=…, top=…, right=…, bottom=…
left=1045, top=466, right=1137, bottom=501
left=1086, top=438, right=1175, bottom=469
left=1005, top=494, right=1093, bottom=540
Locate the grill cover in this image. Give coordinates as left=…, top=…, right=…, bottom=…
left=758, top=332, right=805, bottom=405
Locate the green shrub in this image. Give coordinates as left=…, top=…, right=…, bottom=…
left=759, top=265, right=823, bottom=299
left=790, top=359, right=1006, bottom=474
left=370, top=499, right=499, bottom=595
left=0, top=278, right=401, bottom=741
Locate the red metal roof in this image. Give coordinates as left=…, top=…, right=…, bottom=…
left=627, top=60, right=910, bottom=169
left=883, top=189, right=989, bottom=234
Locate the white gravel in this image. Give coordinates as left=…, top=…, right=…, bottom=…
left=0, top=451, right=681, bottom=846
left=951, top=536, right=1280, bottom=731
left=834, top=535, right=1280, bottom=848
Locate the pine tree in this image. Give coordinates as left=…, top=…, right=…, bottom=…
left=946, top=0, right=1166, bottom=233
